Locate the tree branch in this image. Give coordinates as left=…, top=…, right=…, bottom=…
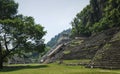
left=4, top=34, right=9, bottom=52
left=10, top=43, right=19, bottom=52
left=2, top=43, right=19, bottom=59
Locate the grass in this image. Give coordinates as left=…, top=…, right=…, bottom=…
left=63, top=59, right=90, bottom=64
left=0, top=63, right=120, bottom=74
left=69, top=39, right=83, bottom=47
left=63, top=50, right=71, bottom=54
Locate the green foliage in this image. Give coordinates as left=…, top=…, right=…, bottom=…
left=0, top=0, right=46, bottom=68
left=92, top=17, right=110, bottom=32
left=71, top=0, right=120, bottom=37
left=0, top=16, right=46, bottom=53
left=71, top=5, right=92, bottom=37
left=0, top=0, right=18, bottom=19
left=41, top=46, right=50, bottom=56
left=47, top=29, right=71, bottom=48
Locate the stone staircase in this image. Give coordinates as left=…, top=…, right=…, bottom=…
left=90, top=34, right=120, bottom=69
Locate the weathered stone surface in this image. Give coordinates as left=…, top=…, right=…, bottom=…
left=42, top=27, right=120, bottom=69
left=62, top=27, right=120, bottom=69
left=90, top=29, right=120, bottom=69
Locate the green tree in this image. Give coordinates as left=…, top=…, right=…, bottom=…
left=71, top=5, right=92, bottom=37
left=0, top=0, right=46, bottom=69
left=71, top=0, right=120, bottom=37
left=0, top=0, right=18, bottom=19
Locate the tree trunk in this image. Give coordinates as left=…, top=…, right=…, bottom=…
left=0, top=42, right=3, bottom=69
left=0, top=58, right=3, bottom=69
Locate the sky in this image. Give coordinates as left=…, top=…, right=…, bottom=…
left=15, top=0, right=90, bottom=43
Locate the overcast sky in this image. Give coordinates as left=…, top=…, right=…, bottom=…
left=15, top=0, right=90, bottom=43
